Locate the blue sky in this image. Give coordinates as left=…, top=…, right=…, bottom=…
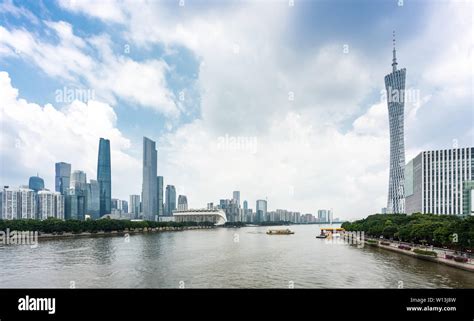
left=0, top=0, right=472, bottom=219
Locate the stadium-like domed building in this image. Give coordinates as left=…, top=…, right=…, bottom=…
left=173, top=209, right=227, bottom=226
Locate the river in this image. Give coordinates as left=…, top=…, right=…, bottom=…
left=1, top=224, right=473, bottom=288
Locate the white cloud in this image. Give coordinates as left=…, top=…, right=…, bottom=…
left=57, top=0, right=127, bottom=23
left=0, top=20, right=179, bottom=116
left=0, top=71, right=140, bottom=199
left=0, top=0, right=39, bottom=24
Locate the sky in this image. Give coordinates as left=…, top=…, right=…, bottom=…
left=0, top=0, right=472, bottom=220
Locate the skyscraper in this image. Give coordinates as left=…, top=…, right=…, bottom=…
left=157, top=176, right=164, bottom=216
left=142, top=137, right=158, bottom=220
left=19, top=188, right=36, bottom=219
left=256, top=199, right=267, bottom=223
left=0, top=187, right=19, bottom=220
left=97, top=138, right=111, bottom=216
left=177, top=195, right=188, bottom=211
left=39, top=191, right=65, bottom=220
left=65, top=187, right=86, bottom=220
left=71, top=170, right=87, bottom=191
left=385, top=32, right=406, bottom=214
left=55, top=162, right=71, bottom=195
left=405, top=147, right=473, bottom=215
left=232, top=191, right=240, bottom=207
left=86, top=179, right=100, bottom=219
left=165, top=185, right=176, bottom=216
left=130, top=194, right=141, bottom=218
left=28, top=175, right=44, bottom=192
left=317, top=209, right=328, bottom=222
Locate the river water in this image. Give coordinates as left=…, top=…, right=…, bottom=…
left=1, top=224, right=473, bottom=288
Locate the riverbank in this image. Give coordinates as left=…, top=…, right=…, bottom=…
left=36, top=225, right=215, bottom=240
left=363, top=238, right=474, bottom=273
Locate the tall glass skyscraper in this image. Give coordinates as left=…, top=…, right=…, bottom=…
left=232, top=191, right=240, bottom=207
left=71, top=170, right=87, bottom=191
left=97, top=138, right=111, bottom=216
left=55, top=162, right=71, bottom=195
left=129, top=194, right=141, bottom=218
left=157, top=176, right=164, bottom=216
left=165, top=185, right=176, bottom=216
left=142, top=137, right=158, bottom=220
left=384, top=32, right=406, bottom=214
left=256, top=199, right=267, bottom=223
left=86, top=179, right=100, bottom=219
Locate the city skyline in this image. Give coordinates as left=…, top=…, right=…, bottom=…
left=0, top=1, right=472, bottom=219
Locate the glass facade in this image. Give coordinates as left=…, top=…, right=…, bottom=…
left=256, top=199, right=267, bottom=223
left=177, top=195, right=188, bottom=211
left=28, top=176, right=44, bottom=192
left=406, top=147, right=473, bottom=215
left=130, top=194, right=141, bottom=218
left=97, top=138, right=111, bottom=216
left=157, top=176, right=164, bottom=216
left=385, top=38, right=406, bottom=214
left=165, top=185, right=176, bottom=216
left=86, top=179, right=100, bottom=219
left=142, top=137, right=158, bottom=220
left=55, top=162, right=71, bottom=195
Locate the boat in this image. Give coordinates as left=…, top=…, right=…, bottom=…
left=316, top=227, right=345, bottom=239
left=266, top=228, right=294, bottom=235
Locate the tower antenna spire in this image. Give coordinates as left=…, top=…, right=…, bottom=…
left=392, top=30, right=398, bottom=72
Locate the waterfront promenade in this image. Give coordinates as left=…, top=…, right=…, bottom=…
left=363, top=237, right=474, bottom=272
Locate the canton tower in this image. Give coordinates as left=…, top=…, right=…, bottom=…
left=384, top=31, right=406, bottom=213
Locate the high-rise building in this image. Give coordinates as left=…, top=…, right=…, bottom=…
left=71, top=170, right=87, bottom=191
left=97, top=138, right=111, bottom=216
left=177, top=195, right=188, bottom=211
left=218, top=198, right=240, bottom=222
left=142, top=137, right=158, bottom=220
left=55, top=162, right=71, bottom=195
left=462, top=181, right=474, bottom=216
left=111, top=199, right=128, bottom=214
left=130, top=194, right=141, bottom=218
left=165, top=185, right=176, bottom=216
left=122, top=200, right=128, bottom=214
left=0, top=187, right=19, bottom=220
left=54, top=192, right=65, bottom=220
left=38, top=190, right=54, bottom=220
left=111, top=198, right=119, bottom=210
left=28, top=175, right=44, bottom=192
left=256, top=199, right=267, bottom=223
left=317, top=210, right=328, bottom=222
left=385, top=32, right=406, bottom=214
left=65, top=188, right=86, bottom=220
left=38, top=191, right=64, bottom=220
left=157, top=176, right=164, bottom=216
left=243, top=200, right=249, bottom=221
left=405, top=147, right=473, bottom=215
left=86, top=179, right=100, bottom=219
left=19, top=188, right=36, bottom=219
left=232, top=191, right=240, bottom=207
